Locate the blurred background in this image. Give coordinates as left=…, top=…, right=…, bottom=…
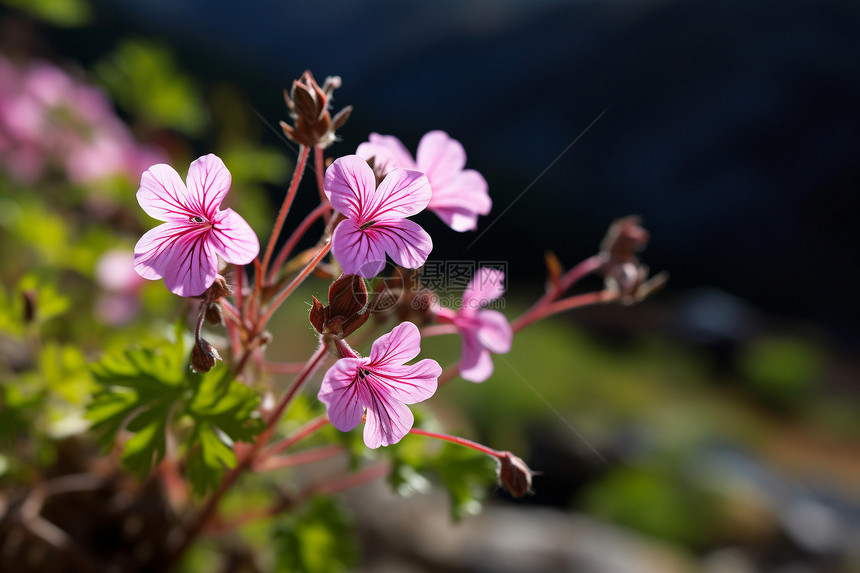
left=1, top=0, right=859, bottom=571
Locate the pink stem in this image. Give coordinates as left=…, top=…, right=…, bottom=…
left=260, top=145, right=310, bottom=279
left=314, top=145, right=331, bottom=222
left=257, top=242, right=331, bottom=328
left=408, top=427, right=504, bottom=458
left=258, top=414, right=331, bottom=462
left=267, top=202, right=331, bottom=283
left=512, top=290, right=616, bottom=332
left=420, top=324, right=459, bottom=338
left=254, top=444, right=343, bottom=472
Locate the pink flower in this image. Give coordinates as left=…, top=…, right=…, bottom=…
left=133, top=154, right=259, bottom=297
left=324, top=155, right=432, bottom=278
left=435, top=268, right=512, bottom=382
left=0, top=57, right=166, bottom=184
left=95, top=248, right=146, bottom=325
left=318, top=321, right=441, bottom=448
left=356, top=130, right=491, bottom=232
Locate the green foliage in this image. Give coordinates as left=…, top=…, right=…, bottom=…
left=738, top=336, right=822, bottom=410
left=388, top=430, right=497, bottom=521
left=87, top=323, right=263, bottom=490
left=1, top=0, right=91, bottom=27
left=270, top=496, right=358, bottom=573
left=582, top=464, right=720, bottom=548
left=94, top=40, right=207, bottom=135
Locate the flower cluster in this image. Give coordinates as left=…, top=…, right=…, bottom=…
left=126, top=71, right=666, bottom=551
left=0, top=54, right=163, bottom=184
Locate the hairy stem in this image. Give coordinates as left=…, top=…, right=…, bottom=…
left=257, top=241, right=331, bottom=329
left=260, top=145, right=310, bottom=279
left=267, top=202, right=331, bottom=283
left=408, top=427, right=503, bottom=458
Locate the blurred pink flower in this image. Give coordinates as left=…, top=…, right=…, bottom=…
left=0, top=55, right=165, bottom=183
left=324, top=155, right=432, bottom=278
left=319, top=321, right=441, bottom=448
left=435, top=268, right=512, bottom=382
left=356, top=130, right=491, bottom=232
left=95, top=248, right=147, bottom=325
left=133, top=154, right=259, bottom=297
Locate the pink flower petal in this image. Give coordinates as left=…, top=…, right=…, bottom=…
left=356, top=133, right=417, bottom=176
left=133, top=221, right=217, bottom=296
left=331, top=218, right=388, bottom=277
left=210, top=208, right=259, bottom=265
left=364, top=168, right=431, bottom=222
left=416, top=130, right=466, bottom=187
left=324, top=155, right=377, bottom=219
left=371, top=219, right=432, bottom=270
left=137, top=163, right=195, bottom=222
left=368, top=321, right=422, bottom=366
left=185, top=154, right=232, bottom=219
left=363, top=392, right=414, bottom=449
left=427, top=169, right=491, bottom=232
left=462, top=268, right=506, bottom=309
left=318, top=358, right=366, bottom=432
left=476, top=310, right=513, bottom=354
left=370, top=359, right=440, bottom=404
left=459, top=332, right=495, bottom=383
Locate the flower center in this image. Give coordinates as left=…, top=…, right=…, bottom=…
left=358, top=368, right=368, bottom=380
left=359, top=220, right=377, bottom=231
left=190, top=216, right=206, bottom=224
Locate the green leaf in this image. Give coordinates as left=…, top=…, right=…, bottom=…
left=87, top=328, right=188, bottom=477
left=121, top=407, right=169, bottom=478
left=184, top=369, right=263, bottom=495
left=88, top=324, right=262, bottom=487
left=186, top=423, right=236, bottom=496
left=271, top=497, right=357, bottom=573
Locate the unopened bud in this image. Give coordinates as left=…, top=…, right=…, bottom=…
left=281, top=70, right=351, bottom=149
left=209, top=275, right=233, bottom=299
left=190, top=338, right=222, bottom=373
left=309, top=274, right=370, bottom=338
left=497, top=451, right=535, bottom=498
left=600, top=215, right=649, bottom=264
left=205, top=302, right=224, bottom=326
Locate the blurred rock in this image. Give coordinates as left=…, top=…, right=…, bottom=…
left=345, top=480, right=696, bottom=573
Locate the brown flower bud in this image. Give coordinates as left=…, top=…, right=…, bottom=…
left=597, top=216, right=667, bottom=305
left=497, top=451, right=535, bottom=498
left=309, top=274, right=370, bottom=338
left=205, top=302, right=224, bottom=326
left=209, top=275, right=233, bottom=300
left=190, top=338, right=222, bottom=373
left=280, top=70, right=352, bottom=149
left=600, top=215, right=649, bottom=264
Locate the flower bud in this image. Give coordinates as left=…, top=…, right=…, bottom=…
left=209, top=275, right=233, bottom=299
left=204, top=302, right=224, bottom=326
left=497, top=451, right=535, bottom=498
left=280, top=70, right=352, bottom=149
left=190, top=338, right=222, bottom=373
left=600, top=215, right=649, bottom=264
left=598, top=216, right=666, bottom=305
left=309, top=274, right=370, bottom=338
